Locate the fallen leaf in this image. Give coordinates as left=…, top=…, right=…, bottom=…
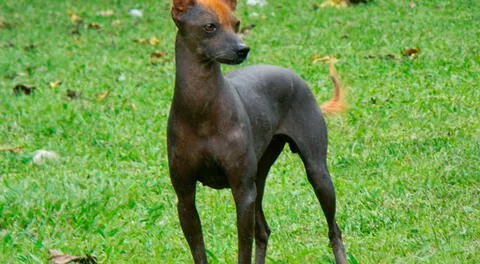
left=111, top=20, right=121, bottom=26
left=320, top=0, right=348, bottom=8
left=364, top=54, right=397, bottom=60
left=96, top=10, right=114, bottom=17
left=240, top=24, right=256, bottom=34
left=384, top=54, right=396, bottom=60
left=151, top=51, right=167, bottom=59
left=2, top=41, right=15, bottom=48
left=0, top=16, right=14, bottom=29
left=49, top=81, right=63, bottom=89
left=96, top=90, right=110, bottom=102
left=409, top=2, right=416, bottom=8
left=23, top=44, right=37, bottom=51
left=151, top=51, right=168, bottom=64
left=48, top=249, right=97, bottom=264
left=129, top=103, right=137, bottom=111
left=0, top=21, right=13, bottom=29
left=0, top=146, right=23, bottom=154
left=238, top=24, right=256, bottom=39
left=4, top=72, right=17, bottom=79
left=68, top=10, right=83, bottom=25
left=134, top=37, right=161, bottom=46
left=401, top=47, right=421, bottom=57
left=66, top=89, right=81, bottom=99
left=85, top=23, right=101, bottom=30
left=13, top=84, right=36, bottom=95
left=70, top=28, right=81, bottom=35
left=149, top=37, right=160, bottom=46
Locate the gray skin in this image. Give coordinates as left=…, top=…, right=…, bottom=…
left=168, top=2, right=346, bottom=264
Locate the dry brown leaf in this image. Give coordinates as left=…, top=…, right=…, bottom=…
left=409, top=2, right=416, bottom=8
left=0, top=16, right=13, bottom=29
left=402, top=47, right=421, bottom=57
left=70, top=28, right=81, bottom=35
left=97, top=10, right=114, bottom=17
left=13, top=84, right=36, bottom=95
left=134, top=37, right=161, bottom=46
left=23, top=44, right=37, bottom=51
left=68, top=10, right=83, bottom=25
left=0, top=146, right=23, bottom=154
left=49, top=81, right=63, bottom=89
left=129, top=103, right=137, bottom=111
left=151, top=51, right=167, bottom=59
left=151, top=51, right=168, bottom=64
left=133, top=38, right=147, bottom=44
left=66, top=89, right=81, bottom=99
left=96, top=90, right=110, bottom=102
left=85, top=23, right=101, bottom=30
left=2, top=41, right=15, bottom=48
left=48, top=249, right=97, bottom=264
left=320, top=0, right=348, bottom=8
left=238, top=24, right=256, bottom=39
left=111, top=20, right=121, bottom=26
left=365, top=54, right=397, bottom=60
left=240, top=24, right=256, bottom=34
left=149, top=37, right=160, bottom=46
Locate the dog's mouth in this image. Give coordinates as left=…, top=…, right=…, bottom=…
left=216, top=55, right=248, bottom=65
left=213, top=46, right=250, bottom=65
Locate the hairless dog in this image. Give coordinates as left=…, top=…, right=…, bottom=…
left=167, top=0, right=347, bottom=263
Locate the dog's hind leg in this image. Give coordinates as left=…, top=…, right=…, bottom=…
left=254, top=137, right=285, bottom=264
left=279, top=94, right=347, bottom=264
left=297, top=134, right=346, bottom=263
left=303, top=156, right=346, bottom=264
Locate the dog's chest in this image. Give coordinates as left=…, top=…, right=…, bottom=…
left=197, top=163, right=230, bottom=189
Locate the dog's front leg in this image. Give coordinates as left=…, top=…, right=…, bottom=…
left=228, top=163, right=257, bottom=264
left=173, top=180, right=208, bottom=264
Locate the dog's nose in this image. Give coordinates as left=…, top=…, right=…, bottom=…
left=237, top=45, right=250, bottom=58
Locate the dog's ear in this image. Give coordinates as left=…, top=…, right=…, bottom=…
left=221, top=0, right=237, bottom=11
left=172, top=0, right=196, bottom=20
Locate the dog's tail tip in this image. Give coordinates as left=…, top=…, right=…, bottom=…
left=320, top=75, right=348, bottom=115
left=321, top=99, right=347, bottom=114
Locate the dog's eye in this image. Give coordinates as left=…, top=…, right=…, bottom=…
left=203, top=23, right=217, bottom=33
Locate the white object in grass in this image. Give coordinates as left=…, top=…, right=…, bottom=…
left=247, top=0, right=267, bottom=7
left=128, top=9, right=143, bottom=17
left=32, top=150, right=59, bottom=165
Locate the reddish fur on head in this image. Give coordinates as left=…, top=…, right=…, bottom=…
left=197, top=0, right=234, bottom=24
left=172, top=0, right=237, bottom=25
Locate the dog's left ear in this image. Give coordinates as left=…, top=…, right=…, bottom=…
left=172, top=0, right=196, bottom=20
left=221, top=0, right=237, bottom=11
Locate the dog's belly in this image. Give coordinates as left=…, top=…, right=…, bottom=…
left=197, top=165, right=230, bottom=189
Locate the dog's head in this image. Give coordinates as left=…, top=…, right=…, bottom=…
left=172, top=0, right=249, bottom=65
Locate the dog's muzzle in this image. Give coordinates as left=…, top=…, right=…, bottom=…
left=233, top=44, right=250, bottom=64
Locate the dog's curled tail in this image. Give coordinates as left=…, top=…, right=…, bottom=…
left=320, top=57, right=347, bottom=114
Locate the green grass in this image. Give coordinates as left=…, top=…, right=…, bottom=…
left=1, top=0, right=479, bottom=263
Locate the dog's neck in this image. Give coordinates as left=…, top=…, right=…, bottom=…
left=172, top=34, right=226, bottom=121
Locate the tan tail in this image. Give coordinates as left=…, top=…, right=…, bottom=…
left=320, top=57, right=347, bottom=114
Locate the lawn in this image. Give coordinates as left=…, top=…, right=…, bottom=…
left=1, top=0, right=479, bottom=263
